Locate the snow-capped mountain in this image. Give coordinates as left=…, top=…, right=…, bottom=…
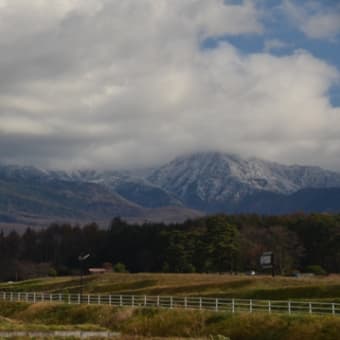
left=0, top=163, right=190, bottom=225
left=148, top=152, right=340, bottom=211
left=2, top=151, right=340, bottom=226
left=55, top=169, right=180, bottom=208
left=0, top=164, right=54, bottom=181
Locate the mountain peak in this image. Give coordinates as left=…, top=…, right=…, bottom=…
left=148, top=151, right=340, bottom=211
left=2, top=151, right=340, bottom=224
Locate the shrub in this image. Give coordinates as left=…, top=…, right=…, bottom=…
left=113, top=262, right=128, bottom=273
left=305, top=265, right=327, bottom=276
left=48, top=268, right=57, bottom=277
left=183, top=263, right=196, bottom=273
left=161, top=262, right=170, bottom=273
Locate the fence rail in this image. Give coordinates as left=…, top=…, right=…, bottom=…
left=0, top=291, right=339, bottom=316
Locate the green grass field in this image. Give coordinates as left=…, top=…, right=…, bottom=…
left=2, top=273, right=340, bottom=301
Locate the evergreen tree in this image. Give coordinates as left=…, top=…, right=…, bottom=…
left=205, top=215, right=240, bottom=273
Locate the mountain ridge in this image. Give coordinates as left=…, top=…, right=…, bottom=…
left=2, top=151, right=340, bottom=226
left=147, top=151, right=340, bottom=211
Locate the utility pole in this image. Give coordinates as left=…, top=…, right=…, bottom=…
left=78, top=253, right=90, bottom=301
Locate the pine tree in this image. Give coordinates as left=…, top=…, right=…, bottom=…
left=205, top=215, right=239, bottom=273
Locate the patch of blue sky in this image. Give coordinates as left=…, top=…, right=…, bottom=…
left=202, top=0, right=340, bottom=107
left=201, top=35, right=264, bottom=54
left=329, top=84, right=340, bottom=107
left=224, top=0, right=245, bottom=5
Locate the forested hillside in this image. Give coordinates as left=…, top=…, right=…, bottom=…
left=1, top=213, right=340, bottom=281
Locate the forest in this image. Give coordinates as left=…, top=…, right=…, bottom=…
left=1, top=213, right=340, bottom=280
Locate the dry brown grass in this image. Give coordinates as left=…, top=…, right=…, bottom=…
left=2, top=301, right=340, bottom=339
left=2, top=273, right=340, bottom=300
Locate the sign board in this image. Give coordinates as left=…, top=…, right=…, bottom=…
left=260, top=251, right=273, bottom=269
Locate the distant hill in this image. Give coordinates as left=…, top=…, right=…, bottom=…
left=0, top=165, right=199, bottom=226
left=0, top=175, right=143, bottom=223
left=2, top=151, right=340, bottom=227
left=238, top=187, right=340, bottom=214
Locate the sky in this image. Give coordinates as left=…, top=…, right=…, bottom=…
left=0, top=0, right=340, bottom=170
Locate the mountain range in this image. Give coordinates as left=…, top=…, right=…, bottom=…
left=2, top=151, right=340, bottom=227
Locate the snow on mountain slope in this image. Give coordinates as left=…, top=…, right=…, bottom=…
left=61, top=169, right=180, bottom=208
left=147, top=152, right=340, bottom=211
left=0, top=164, right=180, bottom=209
left=2, top=151, right=340, bottom=215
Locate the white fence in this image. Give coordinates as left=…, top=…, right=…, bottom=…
left=0, top=291, right=339, bottom=316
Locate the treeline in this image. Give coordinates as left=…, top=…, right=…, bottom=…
left=1, top=213, right=340, bottom=280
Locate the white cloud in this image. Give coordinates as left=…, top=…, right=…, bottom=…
left=283, top=0, right=340, bottom=39
left=0, top=0, right=340, bottom=170
left=303, top=13, right=340, bottom=39
left=263, top=39, right=290, bottom=52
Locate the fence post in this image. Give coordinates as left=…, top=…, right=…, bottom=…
left=332, top=303, right=335, bottom=315
left=215, top=298, right=219, bottom=312
left=88, top=295, right=90, bottom=305
left=120, top=295, right=123, bottom=307
left=50, top=294, right=53, bottom=303
left=170, top=296, right=173, bottom=309
left=68, top=294, right=71, bottom=305
left=268, top=300, right=271, bottom=313
left=157, top=296, right=160, bottom=307
left=98, top=295, right=101, bottom=304
left=132, top=295, right=134, bottom=307
left=288, top=301, right=291, bottom=315
left=109, top=295, right=112, bottom=306
left=144, top=295, right=147, bottom=307
left=309, top=302, right=312, bottom=314
left=232, top=299, right=235, bottom=313
left=199, top=297, right=202, bottom=310
left=184, top=296, right=187, bottom=309
left=249, top=299, right=253, bottom=313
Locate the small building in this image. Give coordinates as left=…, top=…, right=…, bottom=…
left=88, top=268, right=108, bottom=275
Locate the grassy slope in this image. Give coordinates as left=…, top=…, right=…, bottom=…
left=2, top=273, right=340, bottom=301
left=2, top=274, right=340, bottom=339
left=1, top=301, right=340, bottom=339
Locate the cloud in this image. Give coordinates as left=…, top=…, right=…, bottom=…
left=0, top=0, right=340, bottom=171
left=263, top=39, right=290, bottom=53
left=303, top=13, right=340, bottom=39
left=283, top=0, right=340, bottom=39
left=263, top=39, right=291, bottom=53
